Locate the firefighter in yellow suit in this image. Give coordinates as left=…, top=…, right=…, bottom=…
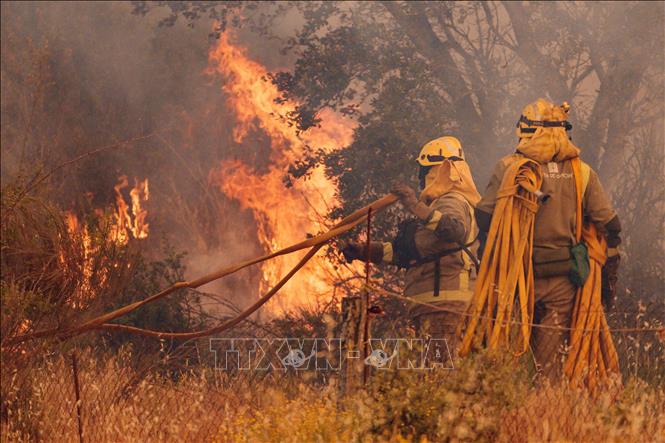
left=341, top=136, right=481, bottom=354
left=474, top=99, right=622, bottom=378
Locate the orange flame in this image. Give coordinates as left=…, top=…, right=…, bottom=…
left=207, top=34, right=356, bottom=311
left=64, top=210, right=96, bottom=308
left=63, top=176, right=150, bottom=308
left=110, top=176, right=150, bottom=245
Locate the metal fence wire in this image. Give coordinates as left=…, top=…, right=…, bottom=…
left=1, top=321, right=663, bottom=443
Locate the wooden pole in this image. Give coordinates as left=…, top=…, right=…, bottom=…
left=362, top=208, right=373, bottom=385
left=340, top=296, right=363, bottom=395
left=340, top=208, right=375, bottom=395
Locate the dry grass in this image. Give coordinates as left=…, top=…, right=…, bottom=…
left=1, top=349, right=663, bottom=443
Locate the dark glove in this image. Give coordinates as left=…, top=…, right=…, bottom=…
left=601, top=254, right=620, bottom=310
left=390, top=181, right=432, bottom=220
left=340, top=241, right=363, bottom=263
left=339, top=241, right=385, bottom=264
left=390, top=182, right=418, bottom=210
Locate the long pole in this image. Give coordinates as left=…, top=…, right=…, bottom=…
left=362, top=208, right=373, bottom=385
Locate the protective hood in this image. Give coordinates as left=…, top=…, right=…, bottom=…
left=419, top=159, right=481, bottom=207
left=516, top=98, right=580, bottom=163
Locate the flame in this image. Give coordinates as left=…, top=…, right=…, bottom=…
left=110, top=176, right=150, bottom=245
left=63, top=177, right=149, bottom=308
left=64, top=210, right=96, bottom=308
left=207, top=34, right=356, bottom=311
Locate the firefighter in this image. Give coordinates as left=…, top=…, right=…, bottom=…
left=475, top=99, right=621, bottom=379
left=340, top=136, right=481, bottom=355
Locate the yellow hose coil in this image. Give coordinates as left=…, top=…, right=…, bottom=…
left=459, top=157, right=542, bottom=357
left=565, top=158, right=621, bottom=390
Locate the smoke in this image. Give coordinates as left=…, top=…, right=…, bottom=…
left=0, top=2, right=296, bottom=311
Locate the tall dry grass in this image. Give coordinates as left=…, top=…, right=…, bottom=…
left=2, top=349, right=663, bottom=442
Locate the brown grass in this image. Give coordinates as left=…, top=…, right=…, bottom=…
left=2, top=349, right=663, bottom=442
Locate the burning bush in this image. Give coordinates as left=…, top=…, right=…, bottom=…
left=0, top=178, right=204, bottom=354
left=1, top=181, right=127, bottom=344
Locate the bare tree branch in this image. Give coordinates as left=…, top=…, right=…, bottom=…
left=380, top=1, right=482, bottom=127
left=501, top=1, right=569, bottom=100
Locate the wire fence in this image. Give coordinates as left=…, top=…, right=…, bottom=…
left=2, top=347, right=241, bottom=442
left=2, top=315, right=663, bottom=443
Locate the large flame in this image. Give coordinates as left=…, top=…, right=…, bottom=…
left=207, top=34, right=356, bottom=311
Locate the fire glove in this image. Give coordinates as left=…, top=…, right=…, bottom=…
left=390, top=182, right=432, bottom=221
left=340, top=241, right=385, bottom=264
left=601, top=254, right=620, bottom=310
left=391, top=182, right=418, bottom=208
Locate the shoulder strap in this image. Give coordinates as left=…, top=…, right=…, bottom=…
left=581, top=161, right=591, bottom=196
left=570, top=157, right=584, bottom=242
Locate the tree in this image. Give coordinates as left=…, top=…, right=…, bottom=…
left=273, top=2, right=663, bottom=187
left=139, top=1, right=663, bottom=183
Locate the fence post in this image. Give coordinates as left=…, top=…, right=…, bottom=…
left=339, top=295, right=365, bottom=396
left=339, top=209, right=374, bottom=396
left=71, top=352, right=84, bottom=443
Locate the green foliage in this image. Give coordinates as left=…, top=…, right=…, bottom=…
left=105, top=244, right=205, bottom=350
left=131, top=1, right=246, bottom=38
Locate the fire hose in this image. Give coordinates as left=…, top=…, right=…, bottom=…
left=6, top=194, right=398, bottom=345
left=458, top=157, right=541, bottom=357
left=458, top=157, right=620, bottom=388
left=564, top=158, right=620, bottom=390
